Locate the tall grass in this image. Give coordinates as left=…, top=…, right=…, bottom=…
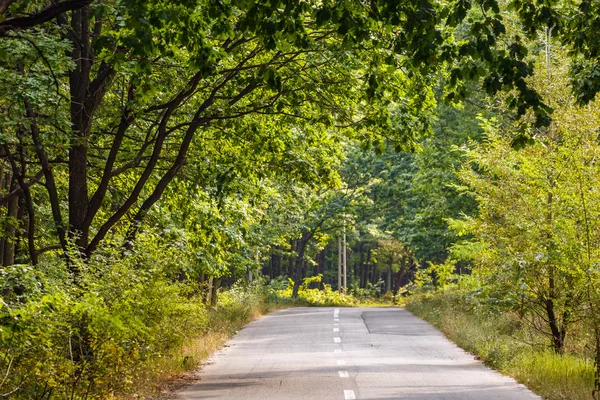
left=406, top=289, right=595, bottom=400
left=132, top=281, right=291, bottom=399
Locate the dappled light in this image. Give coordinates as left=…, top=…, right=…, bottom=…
left=1, top=0, right=600, bottom=398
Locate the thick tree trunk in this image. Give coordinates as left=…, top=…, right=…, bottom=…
left=68, top=6, right=92, bottom=250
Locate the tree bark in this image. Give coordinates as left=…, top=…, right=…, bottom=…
left=0, top=0, right=93, bottom=35
left=210, top=278, right=220, bottom=306
left=26, top=100, right=68, bottom=258
left=316, top=250, right=325, bottom=289
left=365, top=248, right=372, bottom=286
left=386, top=263, right=392, bottom=294
left=68, top=6, right=92, bottom=249
left=4, top=141, right=38, bottom=265
left=3, top=175, right=18, bottom=266
left=291, top=231, right=311, bottom=298
left=545, top=295, right=566, bottom=353
left=594, top=329, right=600, bottom=400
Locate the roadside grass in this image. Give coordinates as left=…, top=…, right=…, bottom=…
left=406, top=289, right=595, bottom=400
left=120, top=283, right=296, bottom=399
left=127, top=281, right=389, bottom=399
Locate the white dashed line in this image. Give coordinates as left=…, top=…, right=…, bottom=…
left=334, top=337, right=341, bottom=343
left=344, top=390, right=356, bottom=399
left=333, top=328, right=339, bottom=332
left=337, top=360, right=346, bottom=365
left=338, top=371, right=349, bottom=378
left=334, top=318, right=339, bottom=322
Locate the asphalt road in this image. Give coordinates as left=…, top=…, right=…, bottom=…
left=176, top=307, right=540, bottom=400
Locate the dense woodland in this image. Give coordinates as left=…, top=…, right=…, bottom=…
left=1, top=0, right=600, bottom=398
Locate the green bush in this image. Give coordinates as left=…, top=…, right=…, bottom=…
left=0, top=255, right=209, bottom=399
left=274, top=275, right=359, bottom=306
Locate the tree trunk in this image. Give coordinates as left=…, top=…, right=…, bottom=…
left=68, top=6, right=92, bottom=250
left=0, top=171, right=6, bottom=264
left=386, top=264, right=392, bottom=293
left=358, top=242, right=365, bottom=288
left=210, top=278, right=220, bottom=306
left=365, top=248, right=372, bottom=287
left=273, top=250, right=281, bottom=278
left=545, top=295, right=565, bottom=353
left=287, top=239, right=296, bottom=277
left=373, top=268, right=380, bottom=286
left=594, top=329, right=600, bottom=400
left=291, top=231, right=311, bottom=298
left=3, top=176, right=18, bottom=266
left=394, top=256, right=407, bottom=294
left=317, top=250, right=325, bottom=289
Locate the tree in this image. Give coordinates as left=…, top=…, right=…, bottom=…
left=453, top=67, right=600, bottom=352
left=1, top=0, right=569, bottom=271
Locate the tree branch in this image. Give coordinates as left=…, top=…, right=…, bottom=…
left=0, top=0, right=93, bottom=35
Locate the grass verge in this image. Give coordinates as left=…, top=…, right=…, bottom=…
left=125, top=282, right=389, bottom=399
left=406, top=289, right=595, bottom=400
left=120, top=286, right=292, bottom=399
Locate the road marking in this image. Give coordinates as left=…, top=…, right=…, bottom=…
left=333, top=328, right=339, bottom=332
left=334, top=318, right=339, bottom=322
left=334, top=337, right=341, bottom=343
left=344, top=390, right=356, bottom=399
left=338, top=371, right=349, bottom=378
left=337, top=360, right=346, bottom=365
left=334, top=349, right=342, bottom=353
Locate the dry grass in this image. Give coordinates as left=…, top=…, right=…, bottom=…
left=407, top=290, right=596, bottom=400
left=113, top=298, right=289, bottom=399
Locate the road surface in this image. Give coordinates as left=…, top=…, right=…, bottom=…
left=176, top=307, right=540, bottom=400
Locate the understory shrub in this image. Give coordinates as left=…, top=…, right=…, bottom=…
left=0, top=244, right=281, bottom=399
left=0, top=254, right=209, bottom=399
left=275, top=275, right=358, bottom=306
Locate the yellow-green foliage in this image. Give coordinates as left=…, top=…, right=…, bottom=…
left=276, top=275, right=357, bottom=306
left=407, top=289, right=595, bottom=400
left=275, top=275, right=394, bottom=307
left=0, top=258, right=279, bottom=399
left=0, top=262, right=209, bottom=399
left=294, top=285, right=359, bottom=307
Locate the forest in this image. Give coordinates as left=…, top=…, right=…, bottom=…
left=1, top=0, right=600, bottom=399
